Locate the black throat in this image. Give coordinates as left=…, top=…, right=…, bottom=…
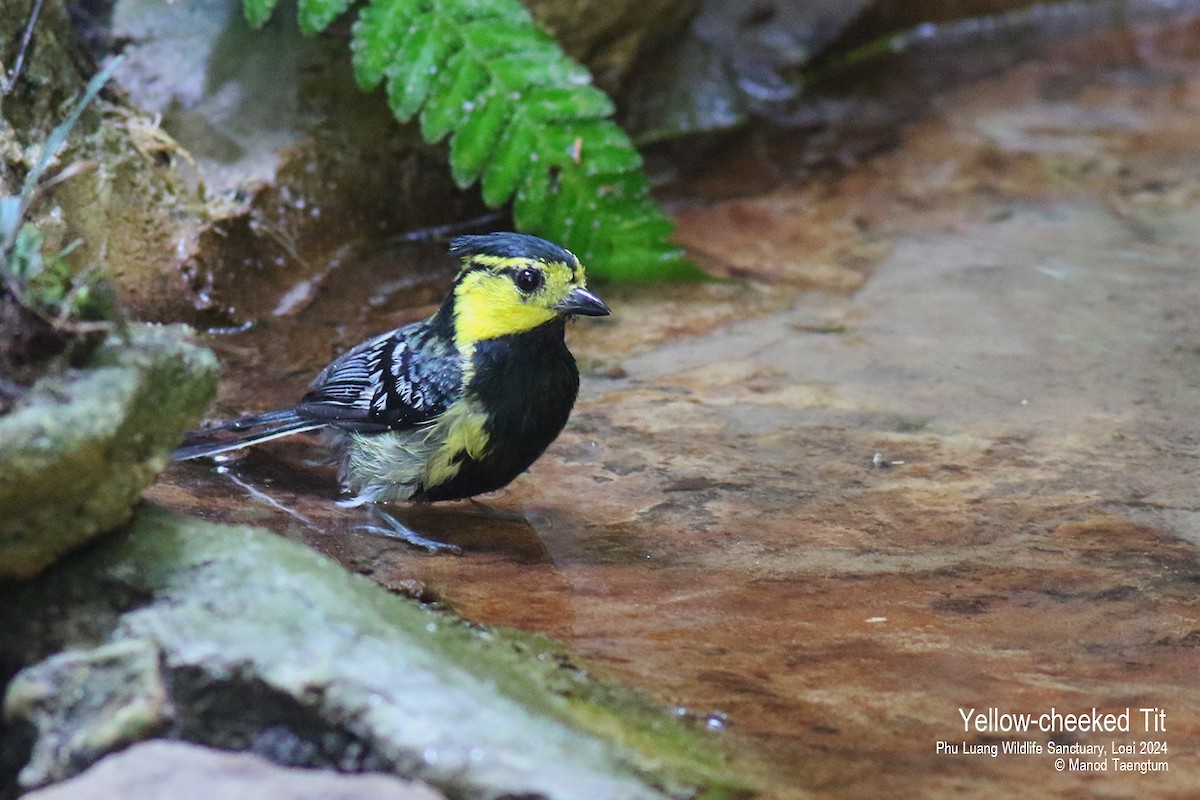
left=416, top=319, right=580, bottom=502
left=468, top=318, right=576, bottom=429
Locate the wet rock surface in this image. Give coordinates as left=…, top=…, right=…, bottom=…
left=147, top=15, right=1200, bottom=799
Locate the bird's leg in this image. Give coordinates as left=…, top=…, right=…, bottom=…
left=355, top=506, right=463, bottom=555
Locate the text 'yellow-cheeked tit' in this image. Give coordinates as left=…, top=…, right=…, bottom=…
left=174, top=233, right=610, bottom=513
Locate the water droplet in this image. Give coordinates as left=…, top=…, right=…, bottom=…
left=705, top=713, right=728, bottom=731
left=914, top=22, right=937, bottom=40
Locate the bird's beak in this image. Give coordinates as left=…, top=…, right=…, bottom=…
left=557, top=286, right=610, bottom=317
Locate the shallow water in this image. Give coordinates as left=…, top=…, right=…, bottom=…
left=151, top=15, right=1200, bottom=799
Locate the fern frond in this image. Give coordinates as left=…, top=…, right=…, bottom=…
left=245, top=0, right=700, bottom=279
left=350, top=1, right=420, bottom=90
left=243, top=0, right=281, bottom=29
left=298, top=0, right=355, bottom=35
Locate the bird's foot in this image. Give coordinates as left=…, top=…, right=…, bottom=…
left=356, top=507, right=463, bottom=555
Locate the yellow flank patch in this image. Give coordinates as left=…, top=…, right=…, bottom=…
left=424, top=398, right=491, bottom=488
left=451, top=257, right=581, bottom=348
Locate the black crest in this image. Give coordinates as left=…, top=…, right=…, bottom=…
left=449, top=232, right=575, bottom=266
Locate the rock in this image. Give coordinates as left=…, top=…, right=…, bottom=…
left=0, top=0, right=213, bottom=323
left=0, top=324, right=218, bottom=578
left=4, top=0, right=477, bottom=326
left=4, top=641, right=172, bottom=789
left=21, top=740, right=445, bottom=800
left=0, top=505, right=737, bottom=799
left=0, top=0, right=86, bottom=138
left=620, top=0, right=873, bottom=142
left=107, top=0, right=481, bottom=325
left=522, top=0, right=698, bottom=94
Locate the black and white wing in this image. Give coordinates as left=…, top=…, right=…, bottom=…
left=296, top=324, right=461, bottom=434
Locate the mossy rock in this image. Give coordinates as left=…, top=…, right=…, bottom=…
left=0, top=324, right=218, bottom=578
left=1, top=505, right=747, bottom=798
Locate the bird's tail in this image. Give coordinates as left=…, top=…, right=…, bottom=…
left=171, top=409, right=323, bottom=461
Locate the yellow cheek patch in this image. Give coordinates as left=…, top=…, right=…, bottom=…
left=452, top=272, right=556, bottom=347
left=423, top=399, right=491, bottom=488
left=451, top=259, right=581, bottom=348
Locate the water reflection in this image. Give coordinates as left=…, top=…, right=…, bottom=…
left=156, top=448, right=581, bottom=636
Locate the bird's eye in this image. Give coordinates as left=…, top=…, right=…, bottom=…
left=514, top=267, right=544, bottom=293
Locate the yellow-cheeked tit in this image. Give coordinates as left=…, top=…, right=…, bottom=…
left=174, top=233, right=610, bottom=509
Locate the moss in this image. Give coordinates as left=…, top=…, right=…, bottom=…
left=0, top=0, right=89, bottom=139
left=0, top=324, right=218, bottom=578
left=4, top=640, right=171, bottom=789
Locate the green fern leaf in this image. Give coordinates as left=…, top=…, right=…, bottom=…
left=451, top=0, right=532, bottom=23
left=448, top=91, right=508, bottom=188
left=524, top=86, right=614, bottom=122
left=251, top=0, right=702, bottom=279
left=420, top=49, right=489, bottom=143
left=243, top=0, right=281, bottom=28
left=485, top=60, right=539, bottom=95
left=543, top=169, right=602, bottom=256
left=353, top=0, right=423, bottom=90
left=384, top=20, right=459, bottom=120
left=459, top=20, right=559, bottom=64
left=480, top=108, right=539, bottom=206
left=298, top=0, right=354, bottom=35
left=537, top=119, right=642, bottom=176
left=608, top=199, right=677, bottom=241
left=471, top=90, right=615, bottom=208
left=609, top=245, right=693, bottom=280
left=511, top=168, right=551, bottom=233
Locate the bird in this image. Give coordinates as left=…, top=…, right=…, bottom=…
left=173, top=232, right=610, bottom=548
